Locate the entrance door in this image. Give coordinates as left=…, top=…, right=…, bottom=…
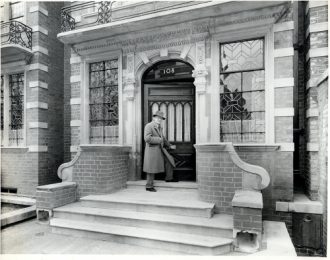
left=142, top=61, right=195, bottom=181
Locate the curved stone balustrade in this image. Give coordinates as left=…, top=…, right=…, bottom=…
left=57, top=147, right=82, bottom=182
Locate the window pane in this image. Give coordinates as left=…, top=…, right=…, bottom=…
left=89, top=59, right=119, bottom=144
left=220, top=73, right=241, bottom=93
left=10, top=2, right=24, bottom=21
left=9, top=72, right=24, bottom=146
left=220, top=39, right=264, bottom=73
left=176, top=103, right=182, bottom=142
left=242, top=71, right=265, bottom=91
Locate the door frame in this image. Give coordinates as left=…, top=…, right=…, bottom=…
left=140, top=59, right=196, bottom=180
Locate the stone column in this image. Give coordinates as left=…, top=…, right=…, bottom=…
left=123, top=53, right=136, bottom=146
left=193, top=41, right=208, bottom=143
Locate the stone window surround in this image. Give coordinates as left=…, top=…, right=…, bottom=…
left=1, top=63, right=27, bottom=148
left=0, top=1, right=27, bottom=24
left=211, top=23, right=275, bottom=146
left=80, top=50, right=123, bottom=145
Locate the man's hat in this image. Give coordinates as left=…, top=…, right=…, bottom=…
left=153, top=110, right=166, bottom=120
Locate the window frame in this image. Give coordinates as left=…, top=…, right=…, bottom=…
left=1, top=67, right=27, bottom=148
left=211, top=25, right=275, bottom=145
left=219, top=37, right=266, bottom=143
left=81, top=51, right=123, bottom=145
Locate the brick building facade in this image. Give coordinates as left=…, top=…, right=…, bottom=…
left=1, top=0, right=328, bottom=256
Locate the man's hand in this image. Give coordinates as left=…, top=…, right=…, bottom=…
left=170, top=145, right=176, bottom=150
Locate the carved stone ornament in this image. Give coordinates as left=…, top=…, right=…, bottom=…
left=192, top=69, right=208, bottom=94
left=124, top=79, right=135, bottom=100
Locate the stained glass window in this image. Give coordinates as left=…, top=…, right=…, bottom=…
left=89, top=59, right=119, bottom=144
left=9, top=73, right=24, bottom=146
left=220, top=39, right=265, bottom=143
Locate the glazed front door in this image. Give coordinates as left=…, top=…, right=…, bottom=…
left=143, top=83, right=196, bottom=181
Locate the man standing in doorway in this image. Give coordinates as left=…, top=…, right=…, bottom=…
left=143, top=111, right=176, bottom=192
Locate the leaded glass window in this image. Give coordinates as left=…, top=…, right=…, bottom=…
left=220, top=39, right=265, bottom=143
left=8, top=73, right=24, bottom=146
left=89, top=59, right=119, bottom=144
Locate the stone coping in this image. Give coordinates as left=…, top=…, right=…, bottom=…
left=234, top=144, right=280, bottom=152
left=36, top=182, right=77, bottom=191
left=194, top=143, right=270, bottom=189
left=1, top=194, right=36, bottom=206
left=232, top=190, right=263, bottom=209
left=276, top=193, right=323, bottom=214
left=0, top=147, right=29, bottom=152
left=80, top=144, right=131, bottom=152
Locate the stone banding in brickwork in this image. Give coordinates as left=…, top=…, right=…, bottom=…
left=274, top=107, right=294, bottom=117
left=306, top=22, right=328, bottom=38
left=70, top=98, right=81, bottom=105
left=31, top=26, right=48, bottom=35
left=29, top=81, right=48, bottom=89
left=28, top=122, right=48, bottom=129
left=26, top=102, right=48, bottom=110
left=307, top=143, right=319, bottom=152
left=70, top=120, right=81, bottom=127
left=273, top=21, right=294, bottom=32
left=306, top=47, right=328, bottom=61
left=28, top=63, right=48, bottom=72
left=70, top=75, right=81, bottom=83
left=28, top=145, right=48, bottom=152
left=274, top=47, right=294, bottom=58
left=32, top=46, right=49, bottom=56
left=29, top=5, right=48, bottom=16
left=274, top=77, right=294, bottom=88
left=70, top=57, right=82, bottom=64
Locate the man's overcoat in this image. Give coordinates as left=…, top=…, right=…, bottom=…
left=143, top=121, right=171, bottom=173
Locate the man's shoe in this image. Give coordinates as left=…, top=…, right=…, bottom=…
left=165, top=179, right=178, bottom=182
left=146, top=187, right=157, bottom=192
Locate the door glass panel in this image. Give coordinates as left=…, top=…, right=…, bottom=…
left=176, top=103, right=182, bottom=142
left=168, top=103, right=175, bottom=142
left=184, top=103, right=191, bottom=142
left=151, top=103, right=159, bottom=117
left=160, top=103, right=167, bottom=137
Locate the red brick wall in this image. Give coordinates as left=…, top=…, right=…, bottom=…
left=196, top=150, right=243, bottom=214
left=71, top=146, right=130, bottom=198
left=1, top=149, right=38, bottom=197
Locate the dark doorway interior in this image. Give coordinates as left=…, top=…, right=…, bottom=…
left=141, top=60, right=196, bottom=181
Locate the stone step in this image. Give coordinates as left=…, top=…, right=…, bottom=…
left=53, top=203, right=233, bottom=238
left=79, top=189, right=215, bottom=218
left=126, top=180, right=198, bottom=191
left=50, top=218, right=233, bottom=255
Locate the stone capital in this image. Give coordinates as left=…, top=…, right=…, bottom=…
left=192, top=69, right=208, bottom=94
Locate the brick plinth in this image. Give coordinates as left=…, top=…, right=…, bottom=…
left=194, top=143, right=269, bottom=214
left=70, top=145, right=131, bottom=198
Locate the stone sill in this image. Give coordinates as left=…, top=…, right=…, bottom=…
left=37, top=182, right=77, bottom=192
left=232, top=190, right=263, bottom=209
left=276, top=193, right=323, bottom=214
left=0, top=147, right=29, bottom=152
left=80, top=144, right=131, bottom=152
left=195, top=143, right=280, bottom=152
left=234, top=144, right=280, bottom=152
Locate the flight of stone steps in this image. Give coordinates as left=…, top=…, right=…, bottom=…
left=50, top=181, right=234, bottom=255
